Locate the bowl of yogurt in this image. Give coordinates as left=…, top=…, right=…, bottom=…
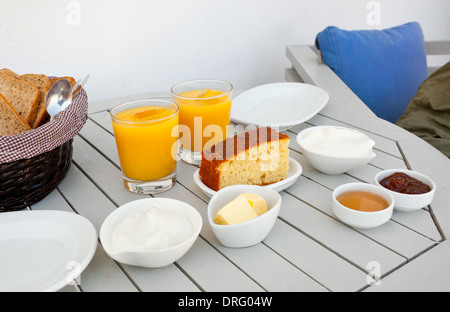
left=100, top=198, right=202, bottom=268
left=296, top=125, right=376, bottom=175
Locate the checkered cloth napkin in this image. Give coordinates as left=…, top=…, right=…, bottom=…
left=0, top=87, right=88, bottom=164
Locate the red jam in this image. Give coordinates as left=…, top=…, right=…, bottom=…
left=379, top=172, right=431, bottom=195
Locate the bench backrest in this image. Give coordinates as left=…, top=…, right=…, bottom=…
left=425, top=41, right=450, bottom=74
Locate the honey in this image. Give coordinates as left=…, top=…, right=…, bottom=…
left=337, top=191, right=389, bottom=212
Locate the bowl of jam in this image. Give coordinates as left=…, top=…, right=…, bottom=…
left=374, top=169, right=436, bottom=212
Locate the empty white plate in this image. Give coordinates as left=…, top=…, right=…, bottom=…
left=193, top=157, right=302, bottom=198
left=0, top=210, right=97, bottom=292
left=231, top=82, right=329, bottom=131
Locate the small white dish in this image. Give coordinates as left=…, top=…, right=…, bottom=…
left=374, top=169, right=436, bottom=212
left=207, top=185, right=282, bottom=248
left=231, top=82, right=329, bottom=131
left=193, top=157, right=302, bottom=198
left=0, top=210, right=97, bottom=292
left=332, top=183, right=394, bottom=230
left=296, top=125, right=376, bottom=175
left=100, top=198, right=202, bottom=268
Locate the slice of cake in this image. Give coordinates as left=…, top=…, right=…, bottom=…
left=199, top=127, right=290, bottom=191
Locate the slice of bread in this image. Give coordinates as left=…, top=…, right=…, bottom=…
left=0, top=68, right=20, bottom=79
left=20, top=74, right=52, bottom=92
left=0, top=72, right=40, bottom=126
left=19, top=74, right=52, bottom=129
left=0, top=93, right=31, bottom=136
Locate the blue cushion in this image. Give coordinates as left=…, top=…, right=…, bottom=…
left=316, top=22, right=428, bottom=123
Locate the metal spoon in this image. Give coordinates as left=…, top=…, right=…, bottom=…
left=72, top=74, right=90, bottom=96
left=45, top=74, right=90, bottom=118
left=45, top=78, right=73, bottom=118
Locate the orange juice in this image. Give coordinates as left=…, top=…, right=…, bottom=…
left=111, top=105, right=179, bottom=181
left=174, top=89, right=232, bottom=152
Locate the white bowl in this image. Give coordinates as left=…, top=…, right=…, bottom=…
left=100, top=198, right=202, bottom=268
left=296, top=126, right=376, bottom=175
left=207, top=185, right=282, bottom=248
left=374, top=169, right=436, bottom=212
left=332, top=183, right=394, bottom=229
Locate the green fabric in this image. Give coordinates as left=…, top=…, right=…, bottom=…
left=396, top=62, right=450, bottom=157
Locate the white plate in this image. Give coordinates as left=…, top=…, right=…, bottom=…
left=0, top=210, right=97, bottom=292
left=231, top=82, right=329, bottom=131
left=193, top=157, right=302, bottom=198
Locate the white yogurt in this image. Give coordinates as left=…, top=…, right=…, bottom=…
left=110, top=205, right=193, bottom=252
left=301, top=127, right=375, bottom=157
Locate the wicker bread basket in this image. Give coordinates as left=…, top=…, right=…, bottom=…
left=0, top=86, right=88, bottom=212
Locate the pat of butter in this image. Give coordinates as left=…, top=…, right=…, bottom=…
left=215, top=193, right=267, bottom=225
left=215, top=196, right=257, bottom=225
left=236, top=193, right=268, bottom=216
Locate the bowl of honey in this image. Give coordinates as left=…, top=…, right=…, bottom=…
left=332, top=183, right=394, bottom=229
left=374, top=169, right=436, bottom=212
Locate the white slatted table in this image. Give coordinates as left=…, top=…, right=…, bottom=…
left=31, top=90, right=450, bottom=292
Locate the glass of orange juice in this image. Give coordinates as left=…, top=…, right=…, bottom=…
left=110, top=99, right=179, bottom=194
left=171, top=79, right=233, bottom=165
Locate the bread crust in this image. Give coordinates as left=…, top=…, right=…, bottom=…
left=0, top=68, right=20, bottom=79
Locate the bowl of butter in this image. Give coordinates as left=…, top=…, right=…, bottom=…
left=100, top=198, right=202, bottom=268
left=296, top=125, right=376, bottom=175
left=207, top=185, right=282, bottom=248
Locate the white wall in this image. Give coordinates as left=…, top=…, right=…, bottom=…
left=1, top=0, right=449, bottom=103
